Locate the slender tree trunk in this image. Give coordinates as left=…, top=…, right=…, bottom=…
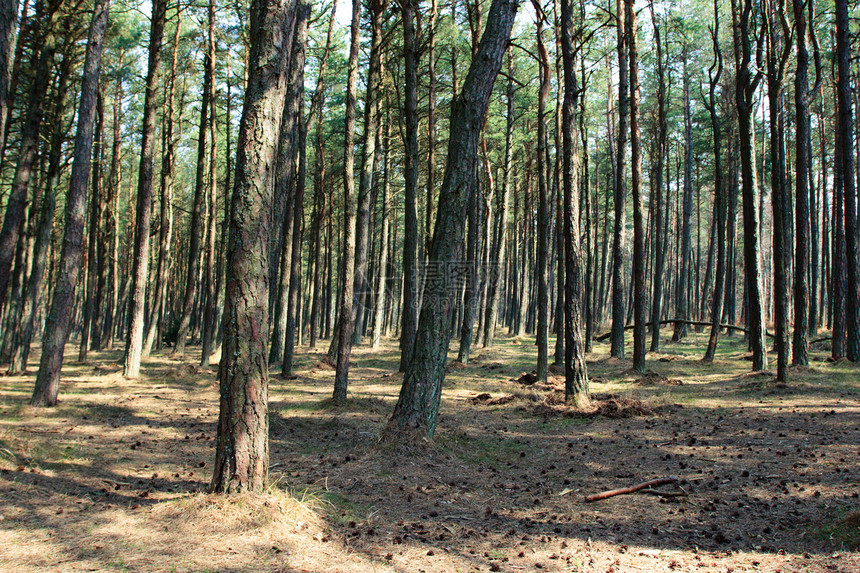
left=31, top=0, right=109, bottom=406
left=648, top=1, right=666, bottom=352
left=79, top=91, right=106, bottom=362
left=400, top=0, right=420, bottom=372
left=627, top=0, right=645, bottom=372
left=535, top=6, right=550, bottom=381
left=200, top=0, right=218, bottom=368
left=174, top=15, right=214, bottom=356
left=836, top=0, right=860, bottom=361
left=733, top=0, right=767, bottom=371
left=483, top=67, right=513, bottom=348
left=610, top=0, right=629, bottom=359
left=332, top=0, right=361, bottom=402
left=143, top=9, right=180, bottom=356
left=766, top=0, right=791, bottom=383
left=123, top=0, right=167, bottom=377
left=350, top=0, right=384, bottom=347
left=673, top=47, right=694, bottom=343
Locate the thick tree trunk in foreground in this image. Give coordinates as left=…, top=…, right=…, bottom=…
left=210, top=0, right=297, bottom=494
left=123, top=0, right=167, bottom=378
left=383, top=0, right=519, bottom=441
left=31, top=0, right=109, bottom=406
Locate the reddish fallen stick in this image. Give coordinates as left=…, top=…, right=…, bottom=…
left=585, top=476, right=679, bottom=502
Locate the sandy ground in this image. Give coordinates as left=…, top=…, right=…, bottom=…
left=0, top=333, right=858, bottom=572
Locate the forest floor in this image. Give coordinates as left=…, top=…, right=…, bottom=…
left=0, top=331, right=858, bottom=573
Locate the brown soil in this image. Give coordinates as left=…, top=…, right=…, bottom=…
left=1, top=335, right=858, bottom=572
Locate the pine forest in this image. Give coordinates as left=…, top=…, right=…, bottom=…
left=0, top=0, right=858, bottom=570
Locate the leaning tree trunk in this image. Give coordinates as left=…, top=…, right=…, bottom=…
left=31, top=0, right=109, bottom=406
left=123, top=0, right=167, bottom=378
left=0, top=0, right=57, bottom=314
left=383, top=0, right=520, bottom=441
left=209, top=0, right=298, bottom=494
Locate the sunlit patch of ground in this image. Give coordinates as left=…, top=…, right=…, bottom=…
left=0, top=331, right=857, bottom=572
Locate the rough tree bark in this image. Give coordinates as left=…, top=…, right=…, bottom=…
left=30, top=0, right=109, bottom=406
left=383, top=0, right=520, bottom=440
left=332, top=0, right=360, bottom=402
left=209, top=0, right=298, bottom=494
left=610, top=0, right=629, bottom=359
left=627, top=0, right=645, bottom=373
left=123, top=0, right=167, bottom=378
left=560, top=0, right=589, bottom=406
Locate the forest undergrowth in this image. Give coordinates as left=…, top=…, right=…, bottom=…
left=0, top=333, right=858, bottom=572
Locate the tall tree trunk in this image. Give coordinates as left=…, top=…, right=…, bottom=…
left=79, top=91, right=105, bottom=362
left=733, top=0, right=767, bottom=371
left=0, top=0, right=18, bottom=152
left=535, top=5, right=550, bottom=381
left=372, top=106, right=392, bottom=350
left=31, top=0, right=109, bottom=406
left=282, top=2, right=310, bottom=376
left=648, top=1, right=667, bottom=352
left=766, top=0, right=791, bottom=383
left=483, top=66, right=513, bottom=348
left=350, top=0, right=384, bottom=347
left=123, top=0, right=167, bottom=377
left=627, top=0, right=645, bottom=372
left=559, top=0, right=588, bottom=405
left=8, top=62, right=70, bottom=374
left=673, top=46, right=694, bottom=342
left=400, top=0, right=420, bottom=372
left=174, top=12, right=214, bottom=356
left=610, top=0, right=629, bottom=359
left=332, top=0, right=361, bottom=402
left=209, top=0, right=298, bottom=494
left=200, top=0, right=218, bottom=368
left=703, top=0, right=726, bottom=363
left=143, top=9, right=180, bottom=356
left=0, top=0, right=58, bottom=314
left=835, top=0, right=860, bottom=361
left=383, top=0, right=519, bottom=441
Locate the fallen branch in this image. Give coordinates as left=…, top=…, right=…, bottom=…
left=585, top=476, right=678, bottom=502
